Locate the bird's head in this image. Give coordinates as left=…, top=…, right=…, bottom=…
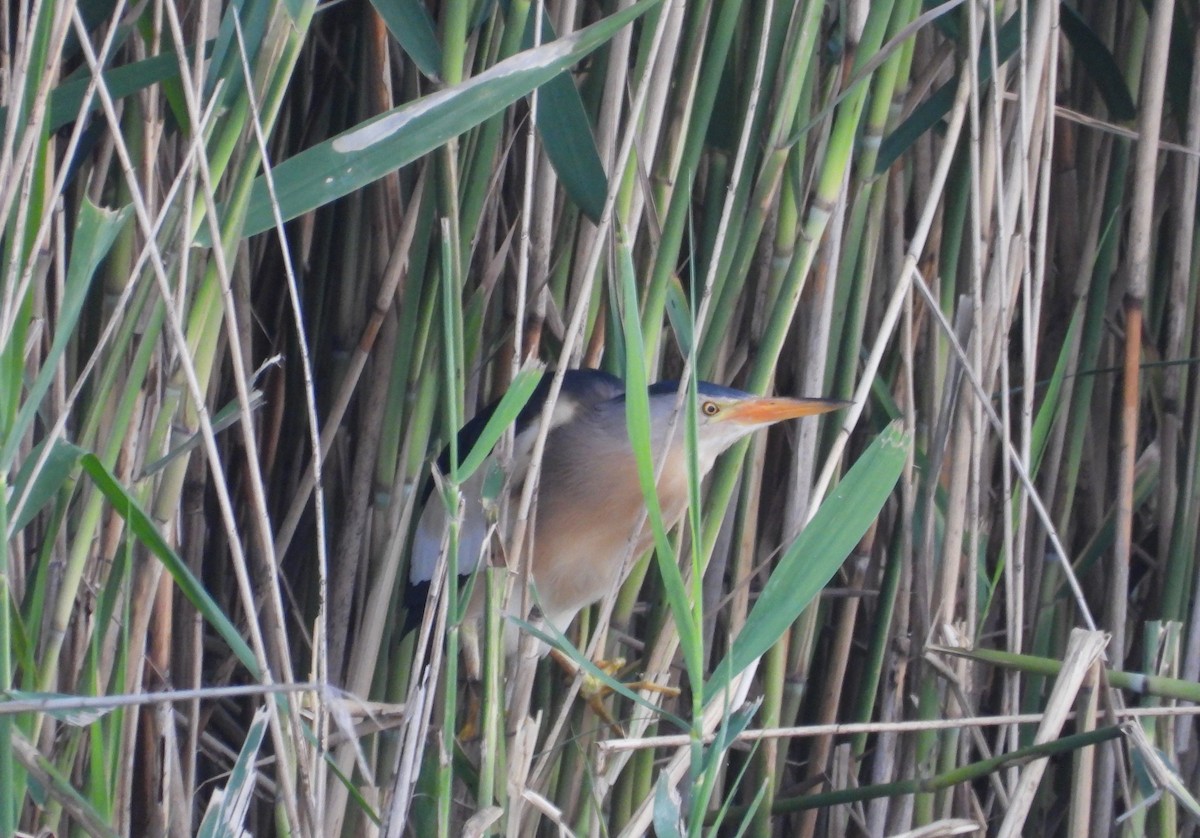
left=646, top=381, right=846, bottom=463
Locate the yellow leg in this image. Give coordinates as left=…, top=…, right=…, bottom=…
left=549, top=650, right=680, bottom=737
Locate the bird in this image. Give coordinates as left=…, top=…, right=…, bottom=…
left=405, top=368, right=844, bottom=693
left=405, top=368, right=625, bottom=644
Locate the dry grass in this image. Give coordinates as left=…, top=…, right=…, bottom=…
left=2, top=0, right=1200, bottom=835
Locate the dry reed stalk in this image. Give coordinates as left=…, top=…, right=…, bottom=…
left=1100, top=2, right=1177, bottom=834
left=12, top=1, right=1200, bottom=834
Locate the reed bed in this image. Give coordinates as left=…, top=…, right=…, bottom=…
left=2, top=0, right=1200, bottom=835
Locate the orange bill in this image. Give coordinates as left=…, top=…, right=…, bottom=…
left=722, top=396, right=848, bottom=426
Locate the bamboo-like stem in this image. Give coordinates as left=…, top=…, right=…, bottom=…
left=1113, top=0, right=1174, bottom=676
left=638, top=0, right=746, bottom=369
left=696, top=0, right=825, bottom=378
left=934, top=645, right=1200, bottom=704
left=794, top=545, right=871, bottom=838
left=594, top=703, right=1199, bottom=757
left=1159, top=25, right=1200, bottom=627
left=1102, top=1, right=1176, bottom=833
left=1069, top=660, right=1101, bottom=837
left=715, top=725, right=1127, bottom=821
left=996, top=629, right=1109, bottom=837
left=10, top=0, right=1200, bottom=833
left=0, top=476, right=13, bottom=836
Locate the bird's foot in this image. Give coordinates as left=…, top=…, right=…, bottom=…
left=550, top=650, right=680, bottom=737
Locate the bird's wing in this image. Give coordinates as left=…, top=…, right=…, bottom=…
left=404, top=369, right=625, bottom=628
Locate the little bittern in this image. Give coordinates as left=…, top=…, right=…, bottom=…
left=406, top=368, right=843, bottom=685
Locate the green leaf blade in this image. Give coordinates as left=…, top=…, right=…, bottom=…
left=1060, top=5, right=1136, bottom=122
left=455, top=367, right=543, bottom=481
left=78, top=454, right=261, bottom=679
left=3, top=199, right=130, bottom=470
left=370, top=0, right=442, bottom=80
left=214, top=0, right=658, bottom=243
left=9, top=440, right=84, bottom=533
left=706, top=422, right=910, bottom=699
left=525, top=14, right=608, bottom=222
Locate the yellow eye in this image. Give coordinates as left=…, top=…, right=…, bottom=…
left=701, top=401, right=720, bottom=417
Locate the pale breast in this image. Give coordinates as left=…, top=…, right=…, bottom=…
left=527, top=413, right=691, bottom=625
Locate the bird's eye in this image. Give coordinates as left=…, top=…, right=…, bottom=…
left=701, top=401, right=720, bottom=416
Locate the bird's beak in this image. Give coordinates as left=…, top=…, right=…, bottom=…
left=723, top=396, right=848, bottom=427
